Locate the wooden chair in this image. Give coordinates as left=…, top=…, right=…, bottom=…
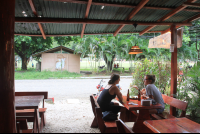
left=151, top=94, right=188, bottom=120
left=116, top=119, right=134, bottom=133
left=95, top=107, right=118, bottom=133
left=16, top=119, right=33, bottom=133
left=15, top=91, right=48, bottom=132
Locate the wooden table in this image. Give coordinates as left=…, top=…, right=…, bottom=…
left=144, top=117, right=200, bottom=133
left=15, top=95, right=44, bottom=133
left=118, top=96, right=163, bottom=133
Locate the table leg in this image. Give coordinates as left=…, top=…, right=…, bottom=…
left=132, top=109, right=153, bottom=133
left=120, top=109, right=137, bottom=122
left=35, top=108, right=40, bottom=133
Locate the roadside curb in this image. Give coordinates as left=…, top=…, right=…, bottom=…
left=79, top=76, right=133, bottom=79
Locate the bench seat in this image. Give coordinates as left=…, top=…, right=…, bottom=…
left=151, top=94, right=188, bottom=120
left=104, top=121, right=117, bottom=128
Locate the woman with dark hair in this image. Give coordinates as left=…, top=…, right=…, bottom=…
left=97, top=74, right=123, bottom=115
left=133, top=75, right=165, bottom=114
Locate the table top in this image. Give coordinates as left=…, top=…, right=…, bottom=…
left=15, top=95, right=44, bottom=109
left=118, top=96, right=163, bottom=111
left=144, top=117, right=200, bottom=133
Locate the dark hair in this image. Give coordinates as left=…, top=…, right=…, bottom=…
left=146, top=75, right=156, bottom=84
left=108, top=74, right=120, bottom=84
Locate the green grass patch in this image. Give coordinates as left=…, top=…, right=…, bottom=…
left=15, top=68, right=81, bottom=80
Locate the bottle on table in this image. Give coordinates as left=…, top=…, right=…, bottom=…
left=127, top=89, right=129, bottom=101
left=138, top=89, right=141, bottom=101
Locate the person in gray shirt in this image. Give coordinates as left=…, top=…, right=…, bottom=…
left=133, top=75, right=165, bottom=114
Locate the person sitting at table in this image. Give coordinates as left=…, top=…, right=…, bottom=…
left=97, top=74, right=124, bottom=116
left=133, top=75, right=165, bottom=114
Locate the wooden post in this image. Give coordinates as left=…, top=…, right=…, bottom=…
left=0, top=0, right=16, bottom=133
left=170, top=25, right=178, bottom=116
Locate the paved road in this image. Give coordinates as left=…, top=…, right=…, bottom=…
left=15, top=78, right=133, bottom=101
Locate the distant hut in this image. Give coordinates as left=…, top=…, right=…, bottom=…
left=32, top=46, right=81, bottom=73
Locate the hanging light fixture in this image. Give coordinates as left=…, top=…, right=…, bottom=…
left=128, top=45, right=143, bottom=54
left=129, top=35, right=143, bottom=54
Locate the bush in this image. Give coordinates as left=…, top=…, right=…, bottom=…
left=178, top=64, right=200, bottom=123
left=130, top=58, right=171, bottom=96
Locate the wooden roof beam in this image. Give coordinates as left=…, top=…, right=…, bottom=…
left=44, top=0, right=200, bottom=12
left=113, top=0, right=149, bottom=36
left=15, top=31, right=162, bottom=37
left=139, top=0, right=197, bottom=36
left=183, top=2, right=200, bottom=8
left=161, top=12, right=200, bottom=35
left=81, top=0, right=92, bottom=38
left=15, top=17, right=192, bottom=26
left=28, top=0, right=46, bottom=39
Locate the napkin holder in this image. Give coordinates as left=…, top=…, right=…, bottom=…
left=141, top=99, right=152, bottom=106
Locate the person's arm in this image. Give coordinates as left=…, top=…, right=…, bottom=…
left=114, top=86, right=123, bottom=103
left=148, top=95, right=154, bottom=99
left=133, top=86, right=146, bottom=95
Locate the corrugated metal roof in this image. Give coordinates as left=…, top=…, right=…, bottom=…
left=84, top=24, right=120, bottom=34
left=166, top=10, right=200, bottom=22
left=14, top=0, right=200, bottom=36
left=150, top=26, right=170, bottom=31
left=88, top=5, right=133, bottom=20
left=131, top=9, right=171, bottom=22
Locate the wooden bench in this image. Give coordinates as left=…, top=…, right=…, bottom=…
left=90, top=95, right=118, bottom=133
left=151, top=94, right=188, bottom=120
left=16, top=118, right=33, bottom=133
left=116, top=119, right=134, bottom=133
left=15, top=91, right=48, bottom=132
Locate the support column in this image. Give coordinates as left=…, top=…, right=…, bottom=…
left=170, top=25, right=178, bottom=116
left=0, top=0, right=16, bottom=133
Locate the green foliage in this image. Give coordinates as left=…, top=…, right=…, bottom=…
left=130, top=58, right=171, bottom=96
left=177, top=64, right=200, bottom=122
left=14, top=36, right=53, bottom=70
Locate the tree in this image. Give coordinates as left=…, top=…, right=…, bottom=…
left=14, top=36, right=53, bottom=70
left=100, top=34, right=129, bottom=72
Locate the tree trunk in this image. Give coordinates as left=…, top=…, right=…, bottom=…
left=103, top=54, right=115, bottom=72
left=21, top=56, right=28, bottom=70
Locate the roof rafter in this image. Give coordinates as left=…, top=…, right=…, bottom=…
left=161, top=13, right=200, bottom=34
left=113, top=0, right=149, bottom=36
left=81, top=0, right=92, bottom=38
left=44, top=0, right=200, bottom=12
left=15, top=17, right=192, bottom=26
left=28, top=0, right=46, bottom=39
left=139, top=0, right=197, bottom=35
left=183, top=2, right=200, bottom=8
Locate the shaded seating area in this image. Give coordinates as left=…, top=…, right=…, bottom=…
left=2, top=0, right=200, bottom=133
left=90, top=92, right=200, bottom=133
left=15, top=91, right=48, bottom=133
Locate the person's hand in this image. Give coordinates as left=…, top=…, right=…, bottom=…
left=133, top=85, right=138, bottom=90
left=141, top=88, right=146, bottom=94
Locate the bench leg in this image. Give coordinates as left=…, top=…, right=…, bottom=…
left=90, top=117, right=98, bottom=128
left=33, top=116, right=37, bottom=133
left=40, top=112, right=46, bottom=132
